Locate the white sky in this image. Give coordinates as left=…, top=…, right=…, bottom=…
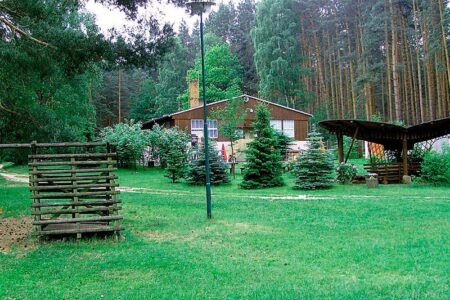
left=84, top=0, right=237, bottom=35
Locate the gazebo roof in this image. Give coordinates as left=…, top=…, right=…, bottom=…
left=319, top=118, right=450, bottom=150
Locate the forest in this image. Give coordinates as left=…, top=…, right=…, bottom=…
left=1, top=0, right=449, bottom=148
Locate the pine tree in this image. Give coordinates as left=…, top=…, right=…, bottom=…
left=165, top=144, right=188, bottom=183
left=251, top=0, right=307, bottom=109
left=241, top=104, right=284, bottom=189
left=186, top=142, right=230, bottom=186
left=294, top=128, right=334, bottom=190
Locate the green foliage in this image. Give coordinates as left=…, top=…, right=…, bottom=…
left=99, top=120, right=149, bottom=168
left=211, top=97, right=247, bottom=155
left=274, top=131, right=294, bottom=161
left=186, top=142, right=230, bottom=186
left=294, top=129, right=334, bottom=190
left=336, top=163, right=358, bottom=184
left=251, top=0, right=307, bottom=109
left=241, top=104, right=284, bottom=189
left=146, top=125, right=190, bottom=180
left=0, top=0, right=174, bottom=162
left=420, top=145, right=450, bottom=186
left=129, top=77, right=159, bottom=122
left=180, top=42, right=243, bottom=105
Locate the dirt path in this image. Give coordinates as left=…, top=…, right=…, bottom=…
left=0, top=164, right=29, bottom=183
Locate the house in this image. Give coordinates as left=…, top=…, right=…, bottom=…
left=142, top=91, right=312, bottom=161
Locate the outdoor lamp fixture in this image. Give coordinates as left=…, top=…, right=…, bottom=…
left=186, top=0, right=215, bottom=219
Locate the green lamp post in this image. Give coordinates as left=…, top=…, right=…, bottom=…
left=186, top=0, right=215, bottom=219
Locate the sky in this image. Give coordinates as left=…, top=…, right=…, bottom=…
left=84, top=0, right=235, bottom=35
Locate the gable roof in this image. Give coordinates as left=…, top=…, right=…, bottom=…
left=142, top=94, right=312, bottom=127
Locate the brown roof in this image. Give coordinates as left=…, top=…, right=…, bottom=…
left=319, top=118, right=450, bottom=150
left=142, top=94, right=312, bottom=129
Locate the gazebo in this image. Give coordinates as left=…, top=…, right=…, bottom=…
left=319, top=118, right=450, bottom=182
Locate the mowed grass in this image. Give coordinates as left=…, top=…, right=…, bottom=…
left=0, top=167, right=449, bottom=299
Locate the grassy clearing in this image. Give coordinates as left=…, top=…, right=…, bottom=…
left=0, top=166, right=449, bottom=299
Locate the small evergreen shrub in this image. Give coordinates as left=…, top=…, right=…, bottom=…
left=420, top=145, right=450, bottom=185
left=241, top=104, right=284, bottom=189
left=336, top=162, right=358, bottom=184
left=164, top=134, right=190, bottom=183
left=274, top=131, right=294, bottom=161
left=294, top=128, right=334, bottom=190
left=186, top=142, right=230, bottom=185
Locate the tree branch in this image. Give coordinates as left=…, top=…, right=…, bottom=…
left=0, top=15, right=57, bottom=49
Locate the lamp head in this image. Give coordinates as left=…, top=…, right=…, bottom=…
left=186, top=0, right=215, bottom=15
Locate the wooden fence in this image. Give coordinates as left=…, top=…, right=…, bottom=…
left=1, top=142, right=123, bottom=238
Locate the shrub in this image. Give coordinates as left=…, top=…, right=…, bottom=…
left=148, top=125, right=191, bottom=169
left=186, top=142, right=230, bottom=185
left=420, top=145, right=450, bottom=185
left=241, top=104, right=284, bottom=189
left=274, top=131, right=294, bottom=161
left=294, top=128, right=334, bottom=190
left=336, top=162, right=358, bottom=184
left=99, top=120, right=149, bottom=168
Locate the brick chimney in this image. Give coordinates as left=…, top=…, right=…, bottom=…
left=189, top=79, right=200, bottom=108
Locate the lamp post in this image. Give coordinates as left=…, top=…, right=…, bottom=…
left=187, top=0, right=215, bottom=219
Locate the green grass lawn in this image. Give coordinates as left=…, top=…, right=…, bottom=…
left=0, top=166, right=449, bottom=299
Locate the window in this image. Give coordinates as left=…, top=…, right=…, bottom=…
left=208, top=120, right=218, bottom=138
left=270, top=120, right=295, bottom=138
left=191, top=119, right=218, bottom=139
left=270, top=120, right=282, bottom=131
left=191, top=119, right=203, bottom=131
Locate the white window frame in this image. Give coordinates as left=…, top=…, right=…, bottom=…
left=283, top=120, right=295, bottom=138
left=270, top=120, right=282, bottom=131
left=191, top=119, right=218, bottom=139
left=270, top=119, right=295, bottom=138
left=207, top=120, right=218, bottom=139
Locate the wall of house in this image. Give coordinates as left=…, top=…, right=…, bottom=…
left=172, top=97, right=310, bottom=142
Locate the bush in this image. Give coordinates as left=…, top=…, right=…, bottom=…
left=294, top=128, right=334, bottom=190
left=186, top=142, right=230, bottom=185
left=99, top=120, right=149, bottom=168
left=241, top=104, right=284, bottom=189
left=148, top=125, right=190, bottom=169
left=420, top=145, right=450, bottom=185
left=274, top=131, right=294, bottom=161
left=336, top=162, right=358, bottom=184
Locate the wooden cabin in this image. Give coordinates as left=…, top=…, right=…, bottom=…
left=142, top=92, right=312, bottom=161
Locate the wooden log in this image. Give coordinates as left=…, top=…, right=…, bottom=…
left=31, top=191, right=119, bottom=199
left=31, top=207, right=121, bottom=215
left=33, top=215, right=122, bottom=225
left=29, top=160, right=115, bottom=167
left=30, top=183, right=119, bottom=191
left=31, top=175, right=118, bottom=182
left=30, top=168, right=117, bottom=175
left=28, top=153, right=117, bottom=159
left=0, top=143, right=31, bottom=148
left=31, top=199, right=121, bottom=208
left=35, top=142, right=107, bottom=148
left=38, top=226, right=124, bottom=235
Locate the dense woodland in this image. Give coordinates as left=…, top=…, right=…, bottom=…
left=1, top=0, right=449, bottom=149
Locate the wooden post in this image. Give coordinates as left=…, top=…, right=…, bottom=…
left=30, top=141, right=41, bottom=236
left=345, top=127, right=359, bottom=163
left=402, top=133, right=408, bottom=176
left=337, top=130, right=344, bottom=163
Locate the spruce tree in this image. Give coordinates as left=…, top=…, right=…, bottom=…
left=165, top=144, right=188, bottom=183
left=294, top=128, right=334, bottom=190
left=186, top=142, right=230, bottom=185
left=241, top=105, right=284, bottom=189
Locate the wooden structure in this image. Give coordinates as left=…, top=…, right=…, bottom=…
left=142, top=95, right=312, bottom=142
left=319, top=118, right=450, bottom=182
left=1, top=142, right=123, bottom=238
